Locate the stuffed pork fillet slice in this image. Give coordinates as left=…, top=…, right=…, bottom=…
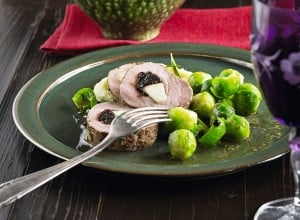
left=107, top=63, right=137, bottom=101
left=119, top=62, right=193, bottom=108
left=86, top=102, right=158, bottom=151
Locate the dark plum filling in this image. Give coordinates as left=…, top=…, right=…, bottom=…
left=136, top=71, right=161, bottom=95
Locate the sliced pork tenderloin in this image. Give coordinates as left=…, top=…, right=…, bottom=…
left=107, top=63, right=137, bottom=101
left=86, top=102, right=158, bottom=151
left=119, top=62, right=193, bottom=108
left=178, top=79, right=194, bottom=107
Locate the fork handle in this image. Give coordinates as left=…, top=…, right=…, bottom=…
left=0, top=134, right=115, bottom=207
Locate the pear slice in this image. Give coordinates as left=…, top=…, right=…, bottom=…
left=143, top=83, right=167, bottom=103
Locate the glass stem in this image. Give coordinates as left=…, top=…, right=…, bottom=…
left=289, top=127, right=300, bottom=206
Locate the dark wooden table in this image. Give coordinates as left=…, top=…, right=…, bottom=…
left=0, top=0, right=294, bottom=219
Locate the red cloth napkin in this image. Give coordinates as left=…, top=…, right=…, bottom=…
left=40, top=4, right=251, bottom=56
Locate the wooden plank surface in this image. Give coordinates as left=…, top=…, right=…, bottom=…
left=0, top=0, right=293, bottom=219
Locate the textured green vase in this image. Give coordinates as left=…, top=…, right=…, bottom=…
left=74, top=0, right=186, bottom=41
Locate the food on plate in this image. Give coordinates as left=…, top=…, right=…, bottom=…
left=188, top=71, right=212, bottom=94
left=119, top=62, right=193, bottom=108
left=168, top=53, right=194, bottom=81
left=86, top=102, right=158, bottom=151
left=232, top=83, right=262, bottom=116
left=93, top=77, right=114, bottom=102
left=167, top=107, right=207, bottom=135
left=107, top=63, right=137, bottom=101
left=72, top=88, right=97, bottom=112
left=72, top=55, right=262, bottom=160
left=190, top=91, right=216, bottom=118
left=74, top=60, right=193, bottom=152
left=211, top=99, right=235, bottom=120
left=198, top=117, right=226, bottom=145
left=224, top=114, right=250, bottom=141
left=168, top=129, right=197, bottom=160
left=210, top=68, right=244, bottom=98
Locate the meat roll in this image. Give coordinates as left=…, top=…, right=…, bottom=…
left=86, top=102, right=158, bottom=151
left=107, top=63, right=137, bottom=101
left=119, top=62, right=193, bottom=108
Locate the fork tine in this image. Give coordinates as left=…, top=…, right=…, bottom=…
left=122, top=107, right=169, bottom=117
left=119, top=107, right=170, bottom=129
left=130, top=114, right=170, bottom=126
left=122, top=107, right=169, bottom=122
left=133, top=118, right=171, bottom=129
left=126, top=110, right=168, bottom=121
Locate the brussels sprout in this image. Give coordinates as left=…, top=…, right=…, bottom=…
left=168, top=129, right=197, bottom=160
left=211, top=99, right=235, bottom=120
left=210, top=69, right=244, bottom=98
left=198, top=117, right=226, bottom=145
left=190, top=91, right=215, bottom=118
left=225, top=115, right=250, bottom=141
left=219, top=69, right=244, bottom=84
left=232, top=83, right=262, bottom=116
left=168, top=107, right=206, bottom=134
left=188, top=71, right=212, bottom=94
left=72, top=88, right=97, bottom=112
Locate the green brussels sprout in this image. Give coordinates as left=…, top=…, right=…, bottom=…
left=72, top=88, right=97, bottom=112
left=210, top=69, right=244, bottom=98
left=188, top=71, right=212, bottom=94
left=190, top=91, right=215, bottom=118
left=211, top=99, right=235, bottom=120
left=168, top=107, right=205, bottom=134
left=168, top=129, right=197, bottom=160
left=232, top=83, right=262, bottom=116
left=198, top=117, right=226, bottom=145
left=219, top=69, right=244, bottom=84
left=225, top=115, right=250, bottom=141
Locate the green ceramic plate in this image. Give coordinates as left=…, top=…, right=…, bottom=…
left=13, top=43, right=290, bottom=178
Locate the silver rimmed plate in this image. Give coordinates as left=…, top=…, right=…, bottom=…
left=12, top=43, right=289, bottom=178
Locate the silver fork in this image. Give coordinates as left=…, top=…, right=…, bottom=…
left=0, top=107, right=170, bottom=207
